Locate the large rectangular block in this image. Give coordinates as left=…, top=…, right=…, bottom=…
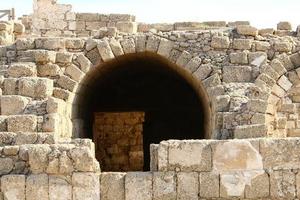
left=26, top=174, right=49, bottom=200
left=270, top=170, right=296, bottom=199
left=1, top=175, right=25, bottom=200
left=49, top=175, right=72, bottom=200
left=177, top=172, right=199, bottom=200
left=72, top=173, right=100, bottom=200
left=1, top=95, right=29, bottom=115
left=153, top=172, right=176, bottom=200
left=199, top=172, right=219, bottom=198
left=245, top=172, right=269, bottom=198
left=223, top=66, right=252, bottom=83
left=18, top=78, right=54, bottom=98
left=7, top=115, right=37, bottom=132
left=167, top=140, right=211, bottom=171
left=100, top=172, right=125, bottom=200
left=125, top=172, right=152, bottom=200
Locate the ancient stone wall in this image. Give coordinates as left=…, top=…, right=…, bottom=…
left=0, top=21, right=25, bottom=45
left=93, top=112, right=144, bottom=171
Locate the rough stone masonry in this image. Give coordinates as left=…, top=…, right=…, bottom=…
left=1, top=0, right=300, bottom=199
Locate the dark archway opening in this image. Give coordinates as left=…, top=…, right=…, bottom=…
left=78, top=52, right=210, bottom=171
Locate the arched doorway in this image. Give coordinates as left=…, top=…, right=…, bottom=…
left=77, top=52, right=211, bottom=171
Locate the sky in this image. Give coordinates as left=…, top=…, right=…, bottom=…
left=1, top=0, right=300, bottom=29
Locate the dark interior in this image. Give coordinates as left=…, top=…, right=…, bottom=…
left=79, top=53, right=210, bottom=171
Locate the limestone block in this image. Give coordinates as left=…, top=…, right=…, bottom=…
left=86, top=21, right=107, bottom=31
left=35, top=38, right=65, bottom=50
left=176, top=51, right=193, bottom=67
left=70, top=147, right=95, bottom=171
left=109, top=38, right=124, bottom=57
left=233, top=39, right=252, bottom=50
left=0, top=79, right=9, bottom=96
left=26, top=174, right=49, bottom=200
left=157, top=38, right=174, bottom=58
left=248, top=52, right=267, bottom=67
left=42, top=113, right=60, bottom=132
left=199, top=172, right=219, bottom=198
left=211, top=36, right=230, bottom=49
left=0, top=21, right=13, bottom=32
left=255, top=41, right=271, bottom=51
left=56, top=52, right=73, bottom=64
left=168, top=140, right=211, bottom=171
left=248, top=99, right=268, bottom=113
left=76, top=13, right=99, bottom=21
left=157, top=141, right=168, bottom=171
left=34, top=50, right=56, bottom=64
left=153, top=172, right=176, bottom=200
left=274, top=41, right=292, bottom=52
left=193, top=63, right=212, bottom=81
left=125, top=172, right=152, bottom=200
left=234, top=124, right=267, bottom=138
left=271, top=59, right=287, bottom=76
left=57, top=75, right=78, bottom=91
left=177, top=172, right=199, bottom=200
left=76, top=54, right=92, bottom=73
left=116, top=21, right=137, bottom=33
left=46, top=97, right=65, bottom=114
left=146, top=35, right=160, bottom=52
left=223, top=66, right=252, bottom=83
left=38, top=63, right=62, bottom=77
left=0, top=157, right=13, bottom=175
left=8, top=62, right=37, bottom=78
left=270, top=170, right=296, bottom=199
left=7, top=115, right=37, bottom=132
left=14, top=22, right=25, bottom=34
left=109, top=14, right=135, bottom=21
left=3, top=146, right=19, bottom=156
left=220, top=172, right=246, bottom=198
left=135, top=35, right=146, bottom=52
left=1, top=95, right=29, bottom=115
left=150, top=144, right=158, bottom=171
left=278, top=75, right=293, bottom=91
left=120, top=38, right=136, bottom=54
left=276, top=53, right=294, bottom=71
left=49, top=175, right=72, bottom=200
left=236, top=25, right=258, bottom=36
left=259, top=28, right=275, bottom=36
left=97, top=40, right=115, bottom=61
left=255, top=73, right=276, bottom=88
left=229, top=52, right=248, bottom=64
left=260, top=139, right=300, bottom=170
left=65, top=38, right=85, bottom=49
left=289, top=52, right=300, bottom=68
left=1, top=175, right=25, bottom=200
left=244, top=172, right=270, bottom=198
left=72, top=173, right=100, bottom=200
left=202, top=73, right=221, bottom=88
left=100, top=172, right=125, bottom=200
left=28, top=144, right=51, bottom=173
left=277, top=21, right=292, bottom=30
left=185, top=57, right=201, bottom=73
left=214, top=95, right=230, bottom=111
left=18, top=78, right=54, bottom=98
left=65, top=64, right=84, bottom=82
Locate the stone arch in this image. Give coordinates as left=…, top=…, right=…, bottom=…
left=255, top=52, right=300, bottom=137
left=67, top=34, right=219, bottom=140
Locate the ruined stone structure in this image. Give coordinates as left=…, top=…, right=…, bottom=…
left=1, top=0, right=300, bottom=199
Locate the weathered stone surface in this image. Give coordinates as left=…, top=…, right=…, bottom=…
left=211, top=36, right=230, bottom=49
left=0, top=158, right=13, bottom=175
left=57, top=75, right=77, bottom=91
left=237, top=25, right=258, bottom=36
left=7, top=115, right=37, bottom=132
left=65, top=64, right=84, bottom=82
left=270, top=170, right=296, bottom=199
left=146, top=35, right=160, bottom=52
left=70, top=147, right=95, bottom=171
left=177, top=172, right=199, bottom=200
left=125, top=172, right=152, bottom=200
left=120, top=38, right=135, bottom=54
left=55, top=52, right=73, bottom=64
left=199, top=172, right=219, bottom=198
left=34, top=50, right=56, bottom=64
left=233, top=39, right=252, bottom=50
left=109, top=38, right=124, bottom=57
left=100, top=173, right=125, bottom=200
left=223, top=66, right=252, bottom=82
left=28, top=144, right=51, bottom=173
left=278, top=75, right=292, bottom=91
left=245, top=172, right=270, bottom=198
left=277, top=21, right=292, bottom=30
left=1, top=175, right=25, bottom=200
left=26, top=174, right=49, bottom=200
left=1, top=95, right=29, bottom=115
left=76, top=54, right=92, bottom=73
left=168, top=140, right=211, bottom=171
left=176, top=51, right=193, bottom=67
left=72, top=173, right=100, bottom=200
left=229, top=52, right=248, bottom=64
left=153, top=172, right=176, bottom=200
left=193, top=63, right=212, bottom=80
left=97, top=40, right=115, bottom=61
left=185, top=57, right=201, bottom=73
left=234, top=124, right=267, bottom=138
left=274, top=41, right=292, bottom=52
left=157, top=38, right=173, bottom=58
left=38, top=63, right=61, bottom=77
left=18, top=78, right=53, bottom=98
left=8, top=62, right=37, bottom=77
left=49, top=175, right=72, bottom=200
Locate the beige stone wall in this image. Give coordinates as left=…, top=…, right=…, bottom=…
left=0, top=21, right=25, bottom=45
left=93, top=112, right=144, bottom=171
